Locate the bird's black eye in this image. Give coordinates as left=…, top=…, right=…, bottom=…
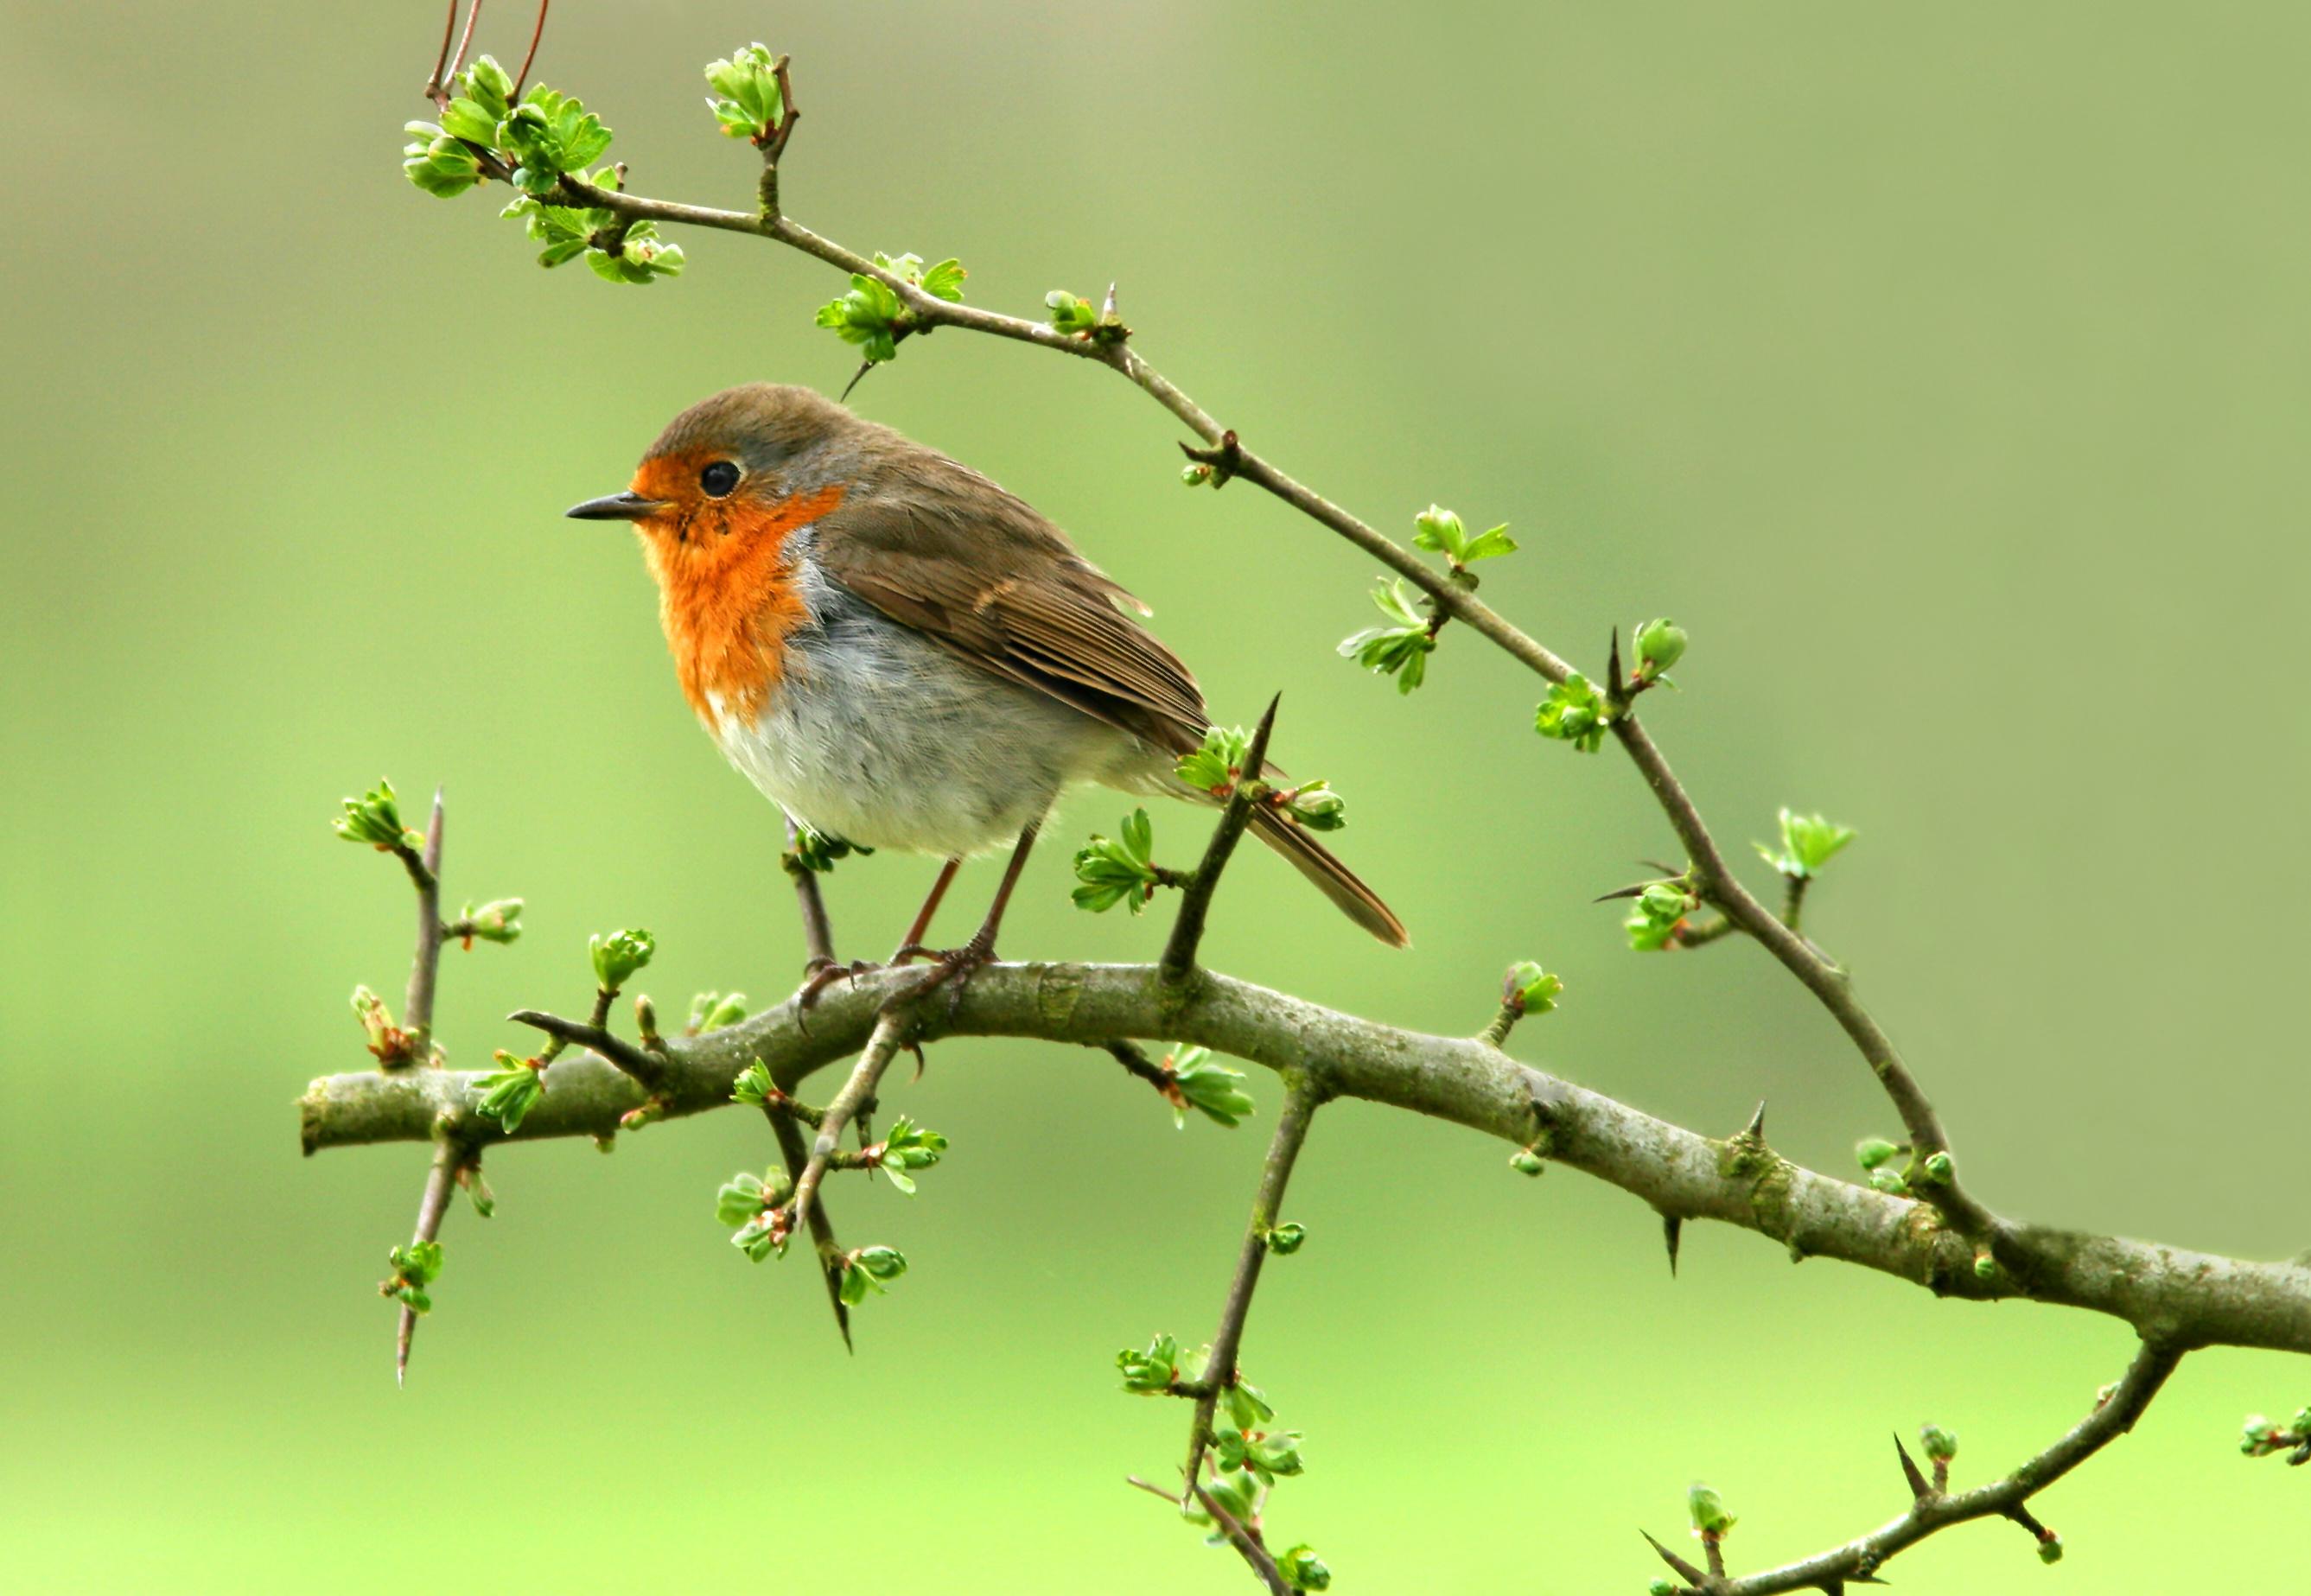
left=700, top=461, right=741, bottom=498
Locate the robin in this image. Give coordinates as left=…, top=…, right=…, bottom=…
left=567, top=384, right=1407, bottom=992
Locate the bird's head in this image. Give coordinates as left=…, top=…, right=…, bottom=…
left=566, top=383, right=859, bottom=578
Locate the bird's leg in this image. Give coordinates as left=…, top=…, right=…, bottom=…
left=798, top=854, right=963, bottom=1011
left=904, top=823, right=1038, bottom=1015
left=888, top=857, right=962, bottom=965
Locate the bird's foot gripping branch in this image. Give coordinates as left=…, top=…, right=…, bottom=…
left=326, top=5, right=2311, bottom=1587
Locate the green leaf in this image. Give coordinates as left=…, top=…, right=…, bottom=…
left=1279, top=780, right=1346, bottom=832
left=1278, top=1544, right=1332, bottom=1592
left=1623, top=880, right=1696, bottom=952
left=1175, top=726, right=1253, bottom=794
left=462, top=54, right=514, bottom=119
left=1172, top=1048, right=1255, bottom=1129
left=589, top=928, right=656, bottom=991
left=475, top=1051, right=545, bottom=1134
left=703, top=42, right=785, bottom=142
left=1688, top=1483, right=1735, bottom=1537
left=1072, top=809, right=1162, bottom=915
left=1506, top=960, right=1563, bottom=1015
left=438, top=97, right=501, bottom=145
left=457, top=898, right=523, bottom=944
left=1633, top=617, right=1687, bottom=683
left=334, top=779, right=420, bottom=850
left=1046, top=289, right=1099, bottom=335
left=731, top=1060, right=774, bottom=1105
left=1116, top=1332, right=1183, bottom=1394
left=1756, top=808, right=1857, bottom=878
left=1337, top=580, right=1436, bottom=692
left=1534, top=673, right=1611, bottom=752
left=918, top=258, right=968, bottom=302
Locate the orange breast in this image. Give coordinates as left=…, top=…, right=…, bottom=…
left=646, top=482, right=848, bottom=726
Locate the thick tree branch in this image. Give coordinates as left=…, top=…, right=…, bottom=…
left=300, top=960, right=2311, bottom=1357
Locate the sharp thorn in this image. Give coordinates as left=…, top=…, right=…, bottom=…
left=1641, top=1530, right=1708, bottom=1585
left=1894, top=1433, right=1930, bottom=1500
left=1744, top=1101, right=1767, bottom=1140
left=395, top=1304, right=416, bottom=1386
left=1608, top=626, right=1623, bottom=692
left=839, top=359, right=874, bottom=403
left=1663, top=1213, right=1683, bottom=1277
left=1594, top=882, right=1652, bottom=903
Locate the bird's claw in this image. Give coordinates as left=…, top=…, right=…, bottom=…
left=901, top=936, right=996, bottom=1023
left=796, top=956, right=880, bottom=1015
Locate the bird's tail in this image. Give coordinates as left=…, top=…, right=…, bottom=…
left=1245, top=805, right=1410, bottom=947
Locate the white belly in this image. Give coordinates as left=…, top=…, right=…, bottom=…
left=709, top=577, right=1163, bottom=858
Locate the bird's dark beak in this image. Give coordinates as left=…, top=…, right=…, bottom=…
left=565, top=491, right=667, bottom=522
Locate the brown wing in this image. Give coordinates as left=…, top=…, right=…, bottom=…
left=813, top=450, right=1210, bottom=753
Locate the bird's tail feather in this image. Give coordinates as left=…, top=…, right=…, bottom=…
left=1245, top=806, right=1410, bottom=948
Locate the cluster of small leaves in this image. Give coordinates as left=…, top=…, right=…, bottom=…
left=475, top=1050, right=545, bottom=1134
left=1412, top=504, right=1516, bottom=575
left=815, top=252, right=965, bottom=364
left=334, top=779, right=422, bottom=853
left=1213, top=1413, right=1304, bottom=1485
left=717, top=1167, right=796, bottom=1260
left=1176, top=726, right=1254, bottom=795
left=786, top=823, right=870, bottom=874
left=872, top=1116, right=949, bottom=1196
left=1337, top=578, right=1436, bottom=693
left=1690, top=1482, right=1735, bottom=1538
left=731, top=1060, right=780, bottom=1106
left=1625, top=881, right=1697, bottom=952
left=1854, top=1136, right=1951, bottom=1197
left=404, top=58, right=614, bottom=200
left=503, top=170, right=684, bottom=284
left=455, top=897, right=523, bottom=944
left=589, top=928, right=655, bottom=992
left=1273, top=782, right=1346, bottom=832
left=1504, top=960, right=1563, bottom=1018
left=1276, top=1544, right=1331, bottom=1592
left=1164, top=1046, right=1257, bottom=1129
left=1073, top=809, right=1167, bottom=914
left=350, top=985, right=421, bottom=1067
left=837, top=1244, right=908, bottom=1305
left=2240, top=1408, right=2311, bottom=1466
left=1631, top=617, right=1686, bottom=688
left=1535, top=672, right=1612, bottom=752
left=1118, top=1332, right=1196, bottom=1394
left=380, top=1240, right=443, bottom=1314
left=1044, top=289, right=1127, bottom=344
left=703, top=43, right=785, bottom=143
left=688, top=991, right=749, bottom=1033
left=1756, top=808, right=1856, bottom=879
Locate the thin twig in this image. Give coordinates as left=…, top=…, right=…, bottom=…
left=1160, top=696, right=1280, bottom=982
left=765, top=1107, right=850, bottom=1349
left=507, top=1007, right=669, bottom=1096
left=1708, top=1340, right=2182, bottom=1594
left=423, top=0, right=462, bottom=104
left=1183, top=1075, right=1321, bottom=1490
left=443, top=0, right=482, bottom=92
left=783, top=1008, right=911, bottom=1234
left=1194, top=1482, right=1291, bottom=1596
left=394, top=1138, right=465, bottom=1385
left=401, top=789, right=447, bottom=1061
left=511, top=0, right=548, bottom=99
left=783, top=816, right=839, bottom=972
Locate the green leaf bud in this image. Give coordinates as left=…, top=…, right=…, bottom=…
left=1117, top=1333, right=1182, bottom=1394
left=731, top=1060, right=774, bottom=1105
left=1265, top=1222, right=1307, bottom=1255
left=1170, top=1047, right=1256, bottom=1129
left=1505, top=961, right=1564, bottom=1016
left=1869, top=1169, right=1910, bottom=1196
left=1175, top=726, right=1254, bottom=794
left=1633, top=617, right=1687, bottom=682
left=589, top=927, right=655, bottom=992
left=1855, top=1137, right=1901, bottom=1170
left=1534, top=673, right=1611, bottom=752
left=2036, top=1533, right=2063, bottom=1564
left=1509, top=1148, right=1546, bottom=1176
left=1277, top=1545, right=1331, bottom=1592
left=1921, top=1151, right=1954, bottom=1185
left=1687, top=1483, right=1735, bottom=1537
left=458, top=898, right=523, bottom=944
left=1919, top=1424, right=1958, bottom=1463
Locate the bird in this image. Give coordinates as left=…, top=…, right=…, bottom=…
left=566, top=383, right=1407, bottom=993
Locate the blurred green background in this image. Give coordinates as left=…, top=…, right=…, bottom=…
left=6, top=3, right=2308, bottom=1589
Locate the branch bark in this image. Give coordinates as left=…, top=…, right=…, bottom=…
left=301, top=960, right=2311, bottom=1357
